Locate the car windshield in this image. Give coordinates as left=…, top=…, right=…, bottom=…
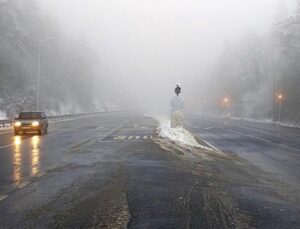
left=18, top=112, right=42, bottom=119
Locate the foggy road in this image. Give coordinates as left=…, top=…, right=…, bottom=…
left=186, top=115, right=300, bottom=192
left=0, top=111, right=299, bottom=228
left=2, top=0, right=300, bottom=228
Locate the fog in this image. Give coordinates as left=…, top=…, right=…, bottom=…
left=41, top=0, right=296, bottom=114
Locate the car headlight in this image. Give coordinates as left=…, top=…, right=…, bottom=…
left=32, top=121, right=40, bottom=127
left=14, top=122, right=22, bottom=127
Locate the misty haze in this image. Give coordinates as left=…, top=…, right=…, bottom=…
left=0, top=0, right=300, bottom=228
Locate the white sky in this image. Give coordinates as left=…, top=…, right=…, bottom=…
left=41, top=0, right=296, bottom=111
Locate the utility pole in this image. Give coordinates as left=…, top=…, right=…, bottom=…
left=36, top=37, right=54, bottom=111
left=36, top=44, right=41, bottom=111
left=277, top=93, right=283, bottom=125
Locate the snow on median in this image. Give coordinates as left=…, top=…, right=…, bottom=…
left=156, top=118, right=212, bottom=151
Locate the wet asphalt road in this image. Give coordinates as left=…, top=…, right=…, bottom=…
left=186, top=115, right=300, bottom=192
left=0, top=112, right=299, bottom=228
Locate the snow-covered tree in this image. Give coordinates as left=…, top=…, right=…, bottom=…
left=0, top=0, right=100, bottom=117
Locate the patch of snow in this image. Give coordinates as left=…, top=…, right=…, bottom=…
left=156, top=117, right=211, bottom=150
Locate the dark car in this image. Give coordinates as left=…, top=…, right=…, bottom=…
left=13, top=112, right=48, bottom=135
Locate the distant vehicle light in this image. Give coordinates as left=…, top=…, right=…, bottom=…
left=14, top=122, right=21, bottom=127
left=32, top=121, right=40, bottom=127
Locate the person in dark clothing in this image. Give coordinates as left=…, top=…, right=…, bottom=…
left=175, top=84, right=181, bottom=96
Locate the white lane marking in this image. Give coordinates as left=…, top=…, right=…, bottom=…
left=197, top=134, right=224, bottom=154
left=0, top=195, right=8, bottom=202
left=143, top=136, right=153, bottom=140
left=37, top=172, right=46, bottom=178
left=112, top=136, right=153, bottom=140
left=113, top=136, right=127, bottom=140
left=18, top=182, right=31, bottom=189
left=100, top=124, right=126, bottom=141
left=225, top=129, right=272, bottom=143
left=181, top=122, right=223, bottom=152
left=0, top=144, right=14, bottom=149
left=203, top=127, right=216, bottom=130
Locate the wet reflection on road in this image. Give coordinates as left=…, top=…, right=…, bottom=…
left=12, top=135, right=41, bottom=186
left=31, top=136, right=40, bottom=176
left=13, top=136, right=22, bottom=185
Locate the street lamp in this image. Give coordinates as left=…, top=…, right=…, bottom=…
left=36, top=37, right=54, bottom=111
left=222, top=96, right=232, bottom=120
left=223, top=97, right=229, bottom=105
left=277, top=92, right=284, bottom=124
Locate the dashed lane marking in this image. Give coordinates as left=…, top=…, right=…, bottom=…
left=113, top=136, right=153, bottom=141
left=37, top=172, right=46, bottom=178
left=203, top=127, right=217, bottom=130
left=0, top=195, right=8, bottom=202
left=99, top=124, right=126, bottom=141
left=18, top=182, right=31, bottom=189
left=113, top=136, right=127, bottom=140
left=143, top=136, right=153, bottom=140
left=0, top=144, right=14, bottom=149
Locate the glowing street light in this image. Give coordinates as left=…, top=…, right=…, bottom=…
left=222, top=96, right=232, bottom=120
left=277, top=92, right=284, bottom=124
left=223, top=97, right=229, bottom=104
left=222, top=97, right=231, bottom=108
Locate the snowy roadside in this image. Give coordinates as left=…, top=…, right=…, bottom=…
left=231, top=116, right=300, bottom=129
left=198, top=113, right=300, bottom=129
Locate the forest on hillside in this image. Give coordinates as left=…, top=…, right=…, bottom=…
left=201, top=1, right=300, bottom=124
left=0, top=0, right=101, bottom=118
left=1, top=1, right=300, bottom=124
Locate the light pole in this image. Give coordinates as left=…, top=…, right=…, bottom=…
left=223, top=97, right=229, bottom=104
left=223, top=97, right=231, bottom=117
left=36, top=37, right=54, bottom=111
left=277, top=93, right=283, bottom=125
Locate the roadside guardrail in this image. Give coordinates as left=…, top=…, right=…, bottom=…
left=0, top=120, right=11, bottom=129
left=0, top=112, right=111, bottom=130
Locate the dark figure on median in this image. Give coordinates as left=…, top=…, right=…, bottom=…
left=175, top=84, right=181, bottom=96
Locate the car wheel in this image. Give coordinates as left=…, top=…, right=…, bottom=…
left=14, top=130, right=19, bottom=136
left=38, top=129, right=42, bottom=136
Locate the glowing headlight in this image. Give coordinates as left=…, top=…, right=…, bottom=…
left=14, top=122, right=21, bottom=127
left=32, top=121, right=40, bottom=127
